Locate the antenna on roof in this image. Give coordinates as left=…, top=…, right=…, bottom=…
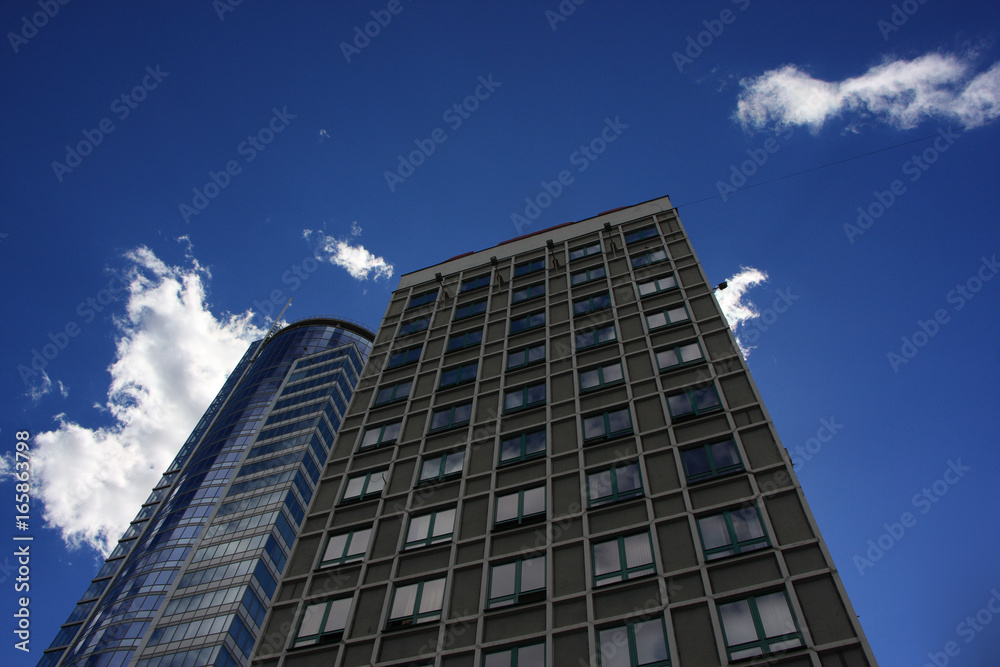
left=251, top=297, right=293, bottom=362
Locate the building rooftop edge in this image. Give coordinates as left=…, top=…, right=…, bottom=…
left=264, top=317, right=376, bottom=347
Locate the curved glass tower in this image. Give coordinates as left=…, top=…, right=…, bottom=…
left=40, top=318, right=374, bottom=667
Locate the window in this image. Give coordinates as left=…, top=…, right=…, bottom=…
left=576, top=325, right=616, bottom=349
left=645, top=306, right=689, bottom=330
left=718, top=591, right=803, bottom=660
left=399, top=316, right=430, bottom=336
left=374, top=380, right=412, bottom=406
left=504, top=383, right=545, bottom=412
left=656, top=342, right=703, bottom=371
left=507, top=342, right=545, bottom=370
left=597, top=618, right=671, bottom=667
left=499, top=429, right=546, bottom=465
left=320, top=527, right=371, bottom=567
left=388, top=577, right=445, bottom=626
left=419, top=451, right=465, bottom=483
left=592, top=532, right=655, bottom=586
left=408, top=289, right=438, bottom=309
left=488, top=555, right=545, bottom=608
left=405, top=507, right=456, bottom=549
left=630, top=249, right=668, bottom=269
left=573, top=292, right=612, bottom=316
left=571, top=265, right=606, bottom=286
left=579, top=362, right=624, bottom=392
left=583, top=407, right=633, bottom=441
left=439, top=361, right=478, bottom=388
left=387, top=346, right=421, bottom=369
left=624, top=225, right=658, bottom=245
left=587, top=461, right=642, bottom=506
left=429, top=402, right=472, bottom=432
left=569, top=241, right=601, bottom=261
left=483, top=642, right=545, bottom=667
left=698, top=506, right=769, bottom=560
left=448, top=328, right=483, bottom=352
left=461, top=274, right=490, bottom=293
left=495, top=486, right=545, bottom=526
left=681, top=439, right=743, bottom=482
left=510, top=310, right=545, bottom=334
left=359, top=421, right=401, bottom=450
left=667, top=386, right=722, bottom=419
left=342, top=470, right=387, bottom=502
left=637, top=274, right=677, bottom=296
left=512, top=282, right=545, bottom=303
left=514, top=258, right=545, bottom=277
left=293, top=597, right=351, bottom=647
left=455, top=298, right=487, bottom=320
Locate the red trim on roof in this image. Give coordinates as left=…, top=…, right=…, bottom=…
left=497, top=220, right=576, bottom=246
left=441, top=251, right=475, bottom=263
left=597, top=205, right=630, bottom=216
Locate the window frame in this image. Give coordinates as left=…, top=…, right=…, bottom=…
left=681, top=439, right=744, bottom=483
left=482, top=641, right=546, bottom=667
left=404, top=507, right=456, bottom=549
left=624, top=225, right=659, bottom=245
left=460, top=274, right=491, bottom=293
left=697, top=505, right=770, bottom=561
left=439, top=361, right=479, bottom=389
left=407, top=289, right=438, bottom=309
left=655, top=342, right=704, bottom=372
left=359, top=421, right=401, bottom=450
left=454, top=297, right=488, bottom=321
left=487, top=554, right=546, bottom=609
left=374, top=380, right=412, bottom=406
left=418, top=450, right=466, bottom=484
left=586, top=460, right=643, bottom=507
left=578, top=361, right=625, bottom=393
left=494, top=485, right=546, bottom=527
left=387, top=577, right=446, bottom=627
left=503, top=382, right=546, bottom=413
left=591, top=531, right=656, bottom=587
left=398, top=315, right=430, bottom=337
left=637, top=273, right=678, bottom=297
left=571, top=264, right=607, bottom=286
left=428, top=402, right=473, bottom=433
left=510, top=310, right=546, bottom=335
left=597, top=616, right=672, bottom=667
left=582, top=407, right=633, bottom=442
left=292, top=597, right=352, bottom=647
left=569, top=241, right=602, bottom=261
left=512, top=281, right=546, bottom=304
left=575, top=324, right=617, bottom=350
left=386, top=345, right=421, bottom=369
left=341, top=469, right=387, bottom=503
left=572, top=291, right=612, bottom=317
left=666, top=385, right=723, bottom=419
left=513, top=258, right=545, bottom=277
left=630, top=248, right=669, bottom=269
left=498, top=429, right=547, bottom=466
left=447, top=327, right=483, bottom=353
left=507, top=342, right=545, bottom=370
left=718, top=590, right=804, bottom=660
left=645, top=305, right=690, bottom=331
left=319, top=527, right=372, bottom=568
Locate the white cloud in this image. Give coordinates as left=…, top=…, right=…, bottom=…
left=736, top=53, right=1000, bottom=132
left=350, top=221, right=362, bottom=237
left=716, top=267, right=769, bottom=357
left=33, top=247, right=264, bottom=555
left=306, top=228, right=394, bottom=281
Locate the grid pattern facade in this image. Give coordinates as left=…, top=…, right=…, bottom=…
left=252, top=197, right=877, bottom=666
left=41, top=320, right=374, bottom=667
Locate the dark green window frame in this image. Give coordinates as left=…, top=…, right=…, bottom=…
left=681, top=439, right=744, bottom=483
left=510, top=310, right=545, bottom=335
left=341, top=470, right=387, bottom=502
left=646, top=305, right=689, bottom=330
left=398, top=316, right=430, bottom=336
left=655, top=342, right=704, bottom=372
left=697, top=506, right=769, bottom=561
left=576, top=325, right=617, bottom=350
left=573, top=291, right=612, bottom=316
left=293, top=597, right=351, bottom=647
left=718, top=590, right=803, bottom=660
left=387, top=346, right=421, bottom=369
left=447, top=328, right=483, bottom=352
left=571, top=265, right=607, bottom=286
left=319, top=527, right=372, bottom=567
left=429, top=402, right=473, bottom=433
left=454, top=297, right=487, bottom=321
left=592, top=531, right=655, bottom=586
left=374, top=380, right=412, bottom=406
left=507, top=342, right=545, bottom=370
left=407, top=289, right=438, bottom=309
left=597, top=617, right=671, bottom=667
left=630, top=248, right=668, bottom=269
left=624, top=225, right=658, bottom=245
left=487, top=554, right=546, bottom=609
left=439, top=361, right=478, bottom=388
left=503, top=382, right=546, bottom=413
left=579, top=361, right=625, bottom=392
left=387, top=577, right=445, bottom=627
left=512, top=282, right=545, bottom=304
left=587, top=460, right=643, bottom=507
left=418, top=450, right=465, bottom=483
left=499, top=429, right=546, bottom=465
left=494, top=486, right=546, bottom=527
left=637, top=273, right=678, bottom=297
left=514, top=258, right=545, bottom=277
left=404, top=507, right=456, bottom=549
left=569, top=241, right=602, bottom=261
left=359, top=421, right=401, bottom=450
left=583, top=407, right=633, bottom=441
left=482, top=641, right=545, bottom=667
left=461, top=274, right=490, bottom=293
left=667, top=385, right=722, bottom=419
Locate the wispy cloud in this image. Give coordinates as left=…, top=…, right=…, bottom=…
left=717, top=266, right=769, bottom=357
left=736, top=53, right=1000, bottom=132
left=33, top=247, right=264, bottom=555
left=306, top=226, right=394, bottom=281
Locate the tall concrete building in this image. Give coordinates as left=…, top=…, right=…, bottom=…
left=250, top=196, right=877, bottom=667
left=40, top=318, right=375, bottom=667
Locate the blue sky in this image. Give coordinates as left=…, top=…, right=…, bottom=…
left=3, top=1, right=999, bottom=664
